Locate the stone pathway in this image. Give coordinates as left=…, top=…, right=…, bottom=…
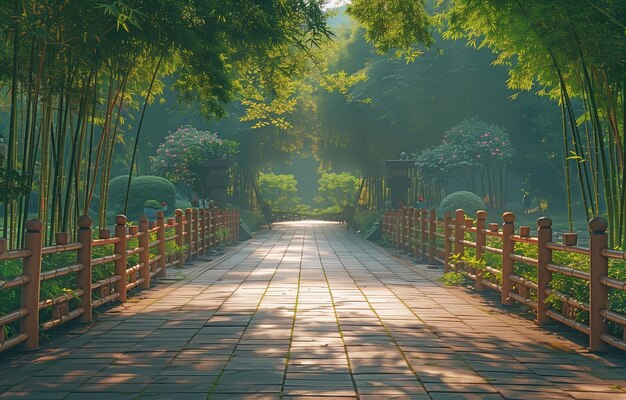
left=1, top=221, right=625, bottom=399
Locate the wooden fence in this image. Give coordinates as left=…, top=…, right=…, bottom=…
left=0, top=208, right=240, bottom=353
left=382, top=207, right=626, bottom=353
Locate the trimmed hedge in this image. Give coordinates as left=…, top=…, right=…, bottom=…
left=438, top=191, right=484, bottom=217
left=108, top=175, right=176, bottom=220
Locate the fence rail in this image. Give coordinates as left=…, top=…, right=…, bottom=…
left=0, top=208, right=240, bottom=353
left=382, top=207, right=626, bottom=353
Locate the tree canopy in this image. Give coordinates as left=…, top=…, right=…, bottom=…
left=347, top=0, right=626, bottom=244
left=0, top=0, right=331, bottom=246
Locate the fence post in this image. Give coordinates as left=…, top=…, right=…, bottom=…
left=185, top=208, right=193, bottom=261
left=589, top=217, right=609, bottom=352
left=77, top=215, right=93, bottom=323
left=420, top=209, right=428, bottom=261
left=406, top=208, right=413, bottom=254
left=209, top=210, right=215, bottom=250
left=395, top=209, right=402, bottom=250
left=114, top=215, right=128, bottom=303
left=429, top=208, right=436, bottom=264
left=175, top=209, right=184, bottom=268
left=138, top=216, right=151, bottom=290
left=475, top=210, right=487, bottom=291
left=536, top=217, right=553, bottom=325
left=205, top=209, right=211, bottom=251
left=216, top=210, right=223, bottom=248
left=402, top=207, right=409, bottom=253
left=410, top=209, right=417, bottom=257
left=501, top=212, right=515, bottom=305
left=443, top=211, right=452, bottom=273
left=206, top=209, right=215, bottom=252
left=454, top=209, right=465, bottom=264
left=20, top=219, right=43, bottom=350
left=199, top=208, right=206, bottom=256
left=156, top=211, right=166, bottom=278
left=192, top=208, right=199, bottom=256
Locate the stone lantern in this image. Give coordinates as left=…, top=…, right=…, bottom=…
left=202, top=159, right=235, bottom=207
left=385, top=153, right=413, bottom=210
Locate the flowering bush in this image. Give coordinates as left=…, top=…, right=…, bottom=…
left=413, top=118, right=513, bottom=208
left=151, top=126, right=238, bottom=196
left=440, top=118, right=513, bottom=162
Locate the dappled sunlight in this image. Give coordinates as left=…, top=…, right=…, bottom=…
left=1, top=1, right=624, bottom=398
left=276, top=220, right=342, bottom=227
left=1, top=221, right=625, bottom=398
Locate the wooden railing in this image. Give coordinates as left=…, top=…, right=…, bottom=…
left=382, top=207, right=626, bottom=353
left=0, top=208, right=240, bottom=353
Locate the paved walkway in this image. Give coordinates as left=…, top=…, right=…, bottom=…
left=1, top=221, right=626, bottom=400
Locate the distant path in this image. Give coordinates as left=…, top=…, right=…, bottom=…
left=1, top=221, right=625, bottom=399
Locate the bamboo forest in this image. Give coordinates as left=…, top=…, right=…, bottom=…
left=1, top=1, right=626, bottom=398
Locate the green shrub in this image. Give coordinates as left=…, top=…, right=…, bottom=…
left=441, top=271, right=467, bottom=286
left=315, top=172, right=359, bottom=208
left=107, top=175, right=176, bottom=220
left=350, top=210, right=381, bottom=233
left=0, top=229, right=182, bottom=342
left=240, top=209, right=266, bottom=233
left=438, top=191, right=484, bottom=217
left=258, top=173, right=303, bottom=212
left=144, top=200, right=162, bottom=209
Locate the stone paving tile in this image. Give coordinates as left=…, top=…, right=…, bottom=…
left=2, top=221, right=626, bottom=399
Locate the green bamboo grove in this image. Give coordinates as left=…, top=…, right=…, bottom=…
left=0, top=0, right=330, bottom=248
left=348, top=0, right=625, bottom=246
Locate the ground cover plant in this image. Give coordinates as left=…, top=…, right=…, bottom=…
left=0, top=229, right=181, bottom=342
left=445, top=220, right=626, bottom=339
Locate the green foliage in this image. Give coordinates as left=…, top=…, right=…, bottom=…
left=445, top=1, right=624, bottom=242
left=441, top=271, right=467, bottom=286
left=0, top=0, right=332, bottom=243
left=447, top=225, right=626, bottom=338
left=151, top=126, right=238, bottom=200
left=258, top=173, right=304, bottom=212
left=347, top=0, right=432, bottom=55
left=414, top=118, right=513, bottom=208
left=0, top=229, right=181, bottom=341
left=144, top=200, right=162, bottom=210
left=319, top=70, right=369, bottom=99
left=315, top=172, right=359, bottom=208
left=350, top=210, right=381, bottom=234
left=108, top=175, right=175, bottom=220
left=438, top=191, right=484, bottom=217
left=239, top=209, right=266, bottom=233
left=0, top=167, right=29, bottom=204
